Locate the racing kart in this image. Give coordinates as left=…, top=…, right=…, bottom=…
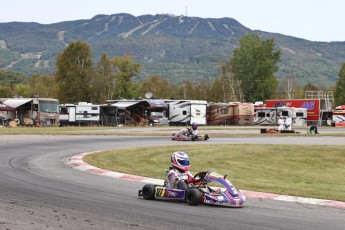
left=171, top=128, right=209, bottom=141
left=138, top=171, right=245, bottom=207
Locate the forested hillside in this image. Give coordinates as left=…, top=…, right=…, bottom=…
left=1, top=13, right=345, bottom=86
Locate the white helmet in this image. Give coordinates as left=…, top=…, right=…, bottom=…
left=171, top=151, right=190, bottom=171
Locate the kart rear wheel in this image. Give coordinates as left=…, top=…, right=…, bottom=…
left=204, top=134, right=209, bottom=141
left=186, top=188, right=201, bottom=206
left=142, top=184, right=156, bottom=200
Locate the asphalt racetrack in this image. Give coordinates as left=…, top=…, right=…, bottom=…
left=1, top=130, right=344, bottom=230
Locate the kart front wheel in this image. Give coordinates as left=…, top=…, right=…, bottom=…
left=186, top=188, right=201, bottom=206
left=142, top=184, right=156, bottom=200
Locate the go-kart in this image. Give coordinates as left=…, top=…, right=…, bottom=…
left=171, top=128, right=209, bottom=141
left=138, top=171, right=245, bottom=207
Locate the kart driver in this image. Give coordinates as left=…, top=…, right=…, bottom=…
left=188, top=122, right=199, bottom=136
left=166, top=151, right=198, bottom=189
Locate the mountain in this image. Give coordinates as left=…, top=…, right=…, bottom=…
left=1, top=13, right=345, bottom=86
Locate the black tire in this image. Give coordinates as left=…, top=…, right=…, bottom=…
left=191, top=135, right=196, bottom=141
left=142, top=184, right=156, bottom=200
left=177, top=180, right=188, bottom=190
left=186, top=188, right=202, bottom=206
left=204, top=134, right=209, bottom=140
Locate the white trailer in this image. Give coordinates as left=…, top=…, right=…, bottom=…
left=279, top=107, right=307, bottom=127
left=166, top=100, right=207, bottom=126
left=254, top=107, right=307, bottom=127
left=254, top=107, right=278, bottom=125
left=59, top=102, right=100, bottom=126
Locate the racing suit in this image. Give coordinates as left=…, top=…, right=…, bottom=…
left=278, top=118, right=285, bottom=131
left=166, top=167, right=195, bottom=189
left=187, top=127, right=198, bottom=136
left=285, top=117, right=292, bottom=130
left=191, top=128, right=198, bottom=136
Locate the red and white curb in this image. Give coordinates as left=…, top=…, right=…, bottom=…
left=63, top=152, right=345, bottom=209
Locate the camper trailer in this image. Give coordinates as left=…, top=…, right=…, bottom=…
left=59, top=102, right=100, bottom=126
left=166, top=100, right=207, bottom=126
left=332, top=105, right=345, bottom=127
left=233, top=103, right=254, bottom=126
left=207, top=103, right=234, bottom=125
left=254, top=107, right=307, bottom=127
left=104, top=99, right=169, bottom=126
left=254, top=107, right=278, bottom=125
left=0, top=97, right=59, bottom=126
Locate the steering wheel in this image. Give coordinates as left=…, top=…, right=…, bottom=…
left=193, top=171, right=209, bottom=182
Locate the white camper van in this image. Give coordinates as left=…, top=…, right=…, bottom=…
left=166, top=100, right=207, bottom=126
left=59, top=102, right=100, bottom=126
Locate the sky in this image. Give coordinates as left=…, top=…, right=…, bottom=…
left=1, top=0, right=344, bottom=42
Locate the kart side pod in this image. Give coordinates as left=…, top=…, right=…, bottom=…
left=139, top=184, right=202, bottom=206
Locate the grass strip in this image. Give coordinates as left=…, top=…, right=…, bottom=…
left=84, top=144, right=345, bottom=202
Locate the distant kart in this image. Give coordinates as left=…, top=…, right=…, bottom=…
left=171, top=128, right=209, bottom=141
left=138, top=171, right=245, bottom=207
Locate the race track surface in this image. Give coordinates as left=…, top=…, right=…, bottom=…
left=0, top=133, right=344, bottom=230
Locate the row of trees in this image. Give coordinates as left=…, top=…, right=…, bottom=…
left=1, top=34, right=344, bottom=106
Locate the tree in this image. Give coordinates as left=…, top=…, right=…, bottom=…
left=193, top=78, right=210, bottom=101
left=30, top=74, right=58, bottom=98
left=138, top=75, right=175, bottom=99
left=0, top=85, right=12, bottom=98
left=279, top=75, right=301, bottom=99
left=303, top=83, right=319, bottom=92
left=55, top=41, right=94, bottom=103
left=230, top=34, right=281, bottom=102
left=208, top=76, right=226, bottom=102
left=334, top=62, right=345, bottom=106
left=218, top=60, right=242, bottom=102
left=110, top=54, right=141, bottom=99
left=13, top=84, right=33, bottom=98
left=92, top=54, right=113, bottom=103
left=180, top=80, right=194, bottom=99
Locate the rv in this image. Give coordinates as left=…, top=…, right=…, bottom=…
left=254, top=107, right=278, bottom=125
left=207, top=103, right=234, bottom=125
left=332, top=105, right=345, bottom=127
left=0, top=97, right=59, bottom=126
left=254, top=107, right=307, bottom=127
left=104, top=99, right=169, bottom=126
left=59, top=102, right=100, bottom=126
left=166, top=100, right=207, bottom=126
left=233, top=103, right=254, bottom=126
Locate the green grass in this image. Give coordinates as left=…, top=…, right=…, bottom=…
left=1, top=126, right=345, bottom=137
left=84, top=144, right=345, bottom=202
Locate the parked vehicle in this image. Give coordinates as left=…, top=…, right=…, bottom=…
left=59, top=102, right=100, bottom=126
left=0, top=97, right=59, bottom=126
left=265, top=98, right=331, bottom=126
left=139, top=171, right=245, bottom=207
left=254, top=107, right=307, bottom=126
left=104, top=99, right=169, bottom=126
left=165, top=100, right=207, bottom=126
